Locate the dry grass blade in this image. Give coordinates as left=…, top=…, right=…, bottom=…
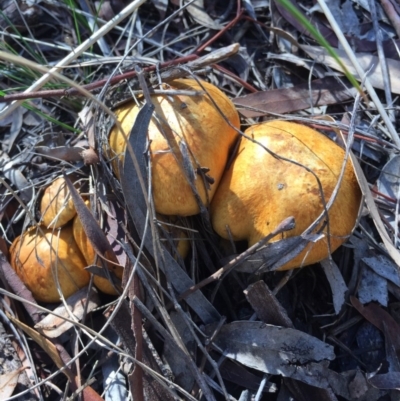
left=6, top=314, right=75, bottom=382
left=0, top=0, right=148, bottom=119
left=0, top=50, right=117, bottom=123
left=368, top=0, right=394, bottom=120
left=315, top=0, right=400, bottom=147
left=302, top=45, right=400, bottom=96
left=34, top=287, right=100, bottom=338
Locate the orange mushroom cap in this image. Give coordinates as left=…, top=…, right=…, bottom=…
left=108, top=78, right=240, bottom=216
left=210, top=120, right=362, bottom=270
left=9, top=226, right=90, bottom=302
left=40, top=177, right=77, bottom=228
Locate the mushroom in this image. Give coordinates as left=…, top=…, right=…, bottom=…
left=9, top=226, right=90, bottom=302
left=72, top=212, right=123, bottom=295
left=40, top=177, right=78, bottom=228
left=210, top=120, right=362, bottom=270
left=108, top=78, right=240, bottom=216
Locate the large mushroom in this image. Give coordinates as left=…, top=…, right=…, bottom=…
left=108, top=78, right=240, bottom=216
left=9, top=226, right=90, bottom=303
left=211, top=120, right=362, bottom=270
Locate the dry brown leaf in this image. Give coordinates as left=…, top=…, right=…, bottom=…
left=233, top=77, right=356, bottom=117
left=2, top=161, right=33, bottom=204
left=376, top=155, right=400, bottom=232
left=162, top=311, right=196, bottom=392
left=35, top=146, right=85, bottom=162
left=6, top=313, right=74, bottom=382
left=335, top=118, right=400, bottom=267
left=244, top=280, right=294, bottom=328
left=34, top=287, right=100, bottom=338
left=274, top=0, right=400, bottom=58
left=186, top=0, right=223, bottom=30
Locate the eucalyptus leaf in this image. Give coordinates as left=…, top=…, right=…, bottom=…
left=362, top=254, right=400, bottom=286
left=209, top=321, right=335, bottom=388
left=320, top=259, right=348, bottom=314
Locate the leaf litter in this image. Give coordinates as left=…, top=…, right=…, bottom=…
left=1, top=0, right=400, bottom=400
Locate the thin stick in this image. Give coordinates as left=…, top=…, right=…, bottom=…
left=368, top=0, right=394, bottom=121
left=0, top=44, right=240, bottom=103
left=380, top=0, right=400, bottom=38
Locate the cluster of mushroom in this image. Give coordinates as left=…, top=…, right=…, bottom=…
left=108, top=79, right=241, bottom=216
left=10, top=78, right=362, bottom=303
left=109, top=78, right=361, bottom=270
left=9, top=177, right=123, bottom=302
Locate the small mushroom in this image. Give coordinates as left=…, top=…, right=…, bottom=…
left=40, top=177, right=77, bottom=228
left=9, top=226, right=90, bottom=303
left=108, top=78, right=240, bottom=216
left=211, top=120, right=362, bottom=270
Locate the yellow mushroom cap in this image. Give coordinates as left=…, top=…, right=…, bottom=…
left=9, top=226, right=90, bottom=303
left=72, top=213, right=123, bottom=295
left=40, top=177, right=77, bottom=228
left=108, top=79, right=240, bottom=216
left=210, top=120, right=362, bottom=270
